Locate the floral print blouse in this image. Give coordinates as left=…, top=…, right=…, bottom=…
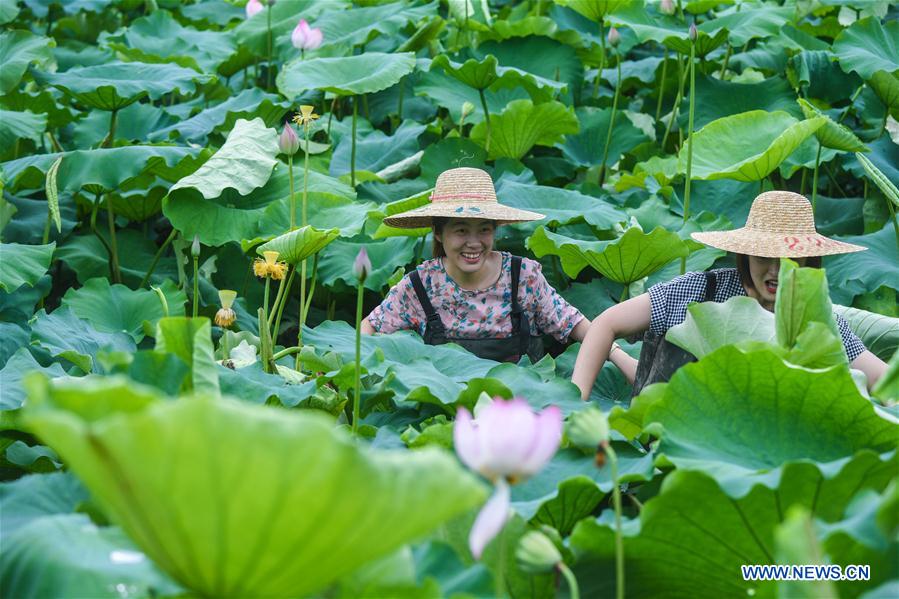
left=367, top=252, right=585, bottom=342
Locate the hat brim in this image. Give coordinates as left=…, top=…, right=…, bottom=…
left=691, top=228, right=866, bottom=258
left=383, top=202, right=545, bottom=229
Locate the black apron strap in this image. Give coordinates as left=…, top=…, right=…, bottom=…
left=509, top=256, right=531, bottom=359
left=703, top=270, right=717, bottom=302
left=409, top=269, right=446, bottom=341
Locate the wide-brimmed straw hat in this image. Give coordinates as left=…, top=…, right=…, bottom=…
left=383, top=167, right=545, bottom=229
left=691, top=190, right=867, bottom=258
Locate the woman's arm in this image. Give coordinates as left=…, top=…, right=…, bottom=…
left=568, top=317, right=591, bottom=342
left=361, top=318, right=375, bottom=335
left=571, top=294, right=652, bottom=400
left=851, top=350, right=888, bottom=392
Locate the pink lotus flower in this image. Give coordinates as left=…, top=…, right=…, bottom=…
left=291, top=19, right=323, bottom=51
left=279, top=123, right=300, bottom=156
left=454, top=398, right=562, bottom=559
left=245, top=0, right=263, bottom=18
left=352, top=247, right=371, bottom=282
left=607, top=26, right=621, bottom=47
left=659, top=0, right=675, bottom=15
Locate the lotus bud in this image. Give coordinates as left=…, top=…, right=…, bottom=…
left=659, top=0, right=675, bottom=15
left=245, top=0, right=263, bottom=18
left=689, top=22, right=698, bottom=42
left=461, top=101, right=475, bottom=119
left=279, top=123, right=300, bottom=156
left=516, top=530, right=562, bottom=574
left=567, top=405, right=610, bottom=451
left=607, top=26, right=621, bottom=48
left=191, top=234, right=201, bottom=258
left=352, top=246, right=371, bottom=283
left=292, top=19, right=324, bottom=51
left=215, top=289, right=238, bottom=328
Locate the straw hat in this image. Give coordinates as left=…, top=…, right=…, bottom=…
left=691, top=190, right=866, bottom=258
left=383, top=167, right=545, bottom=229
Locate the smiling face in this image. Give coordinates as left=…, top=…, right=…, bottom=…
left=744, top=255, right=808, bottom=310
left=434, top=218, right=497, bottom=286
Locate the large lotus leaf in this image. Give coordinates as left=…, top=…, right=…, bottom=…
left=155, top=317, right=219, bottom=396
left=480, top=363, right=591, bottom=416
left=149, top=88, right=290, bottom=143
left=0, top=472, right=87, bottom=537
left=277, top=52, right=416, bottom=99
left=666, top=296, right=776, bottom=358
left=607, top=2, right=727, bottom=56
left=31, top=307, right=136, bottom=373
left=833, top=17, right=899, bottom=81
left=469, top=100, right=579, bottom=160
left=21, top=0, right=110, bottom=17
left=103, top=10, right=236, bottom=72
left=834, top=305, right=899, bottom=362
left=32, top=62, right=215, bottom=111
left=775, top=259, right=838, bottom=350
left=23, top=376, right=487, bottom=598
left=868, top=69, right=899, bottom=110
left=0, top=242, right=54, bottom=292
left=0, top=0, right=19, bottom=24
left=61, top=277, right=185, bottom=344
left=0, top=30, right=54, bottom=94
left=72, top=103, right=175, bottom=148
left=217, top=363, right=318, bottom=407
left=330, top=121, right=425, bottom=178
left=697, top=5, right=794, bottom=47
left=556, top=0, right=630, bottom=22
left=526, top=225, right=693, bottom=283
left=55, top=230, right=177, bottom=288
left=414, top=69, right=529, bottom=125
left=233, top=0, right=331, bottom=56
left=257, top=225, right=340, bottom=265
left=367, top=186, right=432, bottom=239
left=180, top=0, right=244, bottom=26
left=570, top=455, right=898, bottom=599
left=317, top=236, right=416, bottom=292
left=495, top=179, right=626, bottom=232
left=1, top=146, right=205, bottom=195
left=797, top=98, right=867, bottom=152
left=559, top=106, right=650, bottom=168
left=0, top=347, right=66, bottom=411
left=643, top=346, right=898, bottom=494
left=312, top=0, right=437, bottom=49
left=682, top=110, right=825, bottom=181
left=0, top=513, right=181, bottom=599
left=676, top=75, right=801, bottom=131
left=825, top=223, right=899, bottom=305
left=0, top=110, right=46, bottom=149
left=474, top=36, right=582, bottom=98
left=429, top=54, right=565, bottom=100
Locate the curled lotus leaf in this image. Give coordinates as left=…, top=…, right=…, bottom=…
left=256, top=225, right=340, bottom=265
left=797, top=98, right=867, bottom=152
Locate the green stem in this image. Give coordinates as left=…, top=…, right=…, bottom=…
left=799, top=167, right=808, bottom=196
left=619, top=285, right=628, bottom=303
left=90, top=200, right=114, bottom=268
left=288, top=154, right=295, bottom=230
left=397, top=76, right=405, bottom=121
left=266, top=4, right=272, bottom=89
left=718, top=42, right=731, bottom=78
left=599, top=55, right=622, bottom=186
left=263, top=276, right=271, bottom=327
left=661, top=52, right=686, bottom=150
left=272, top=346, right=303, bottom=361
left=273, top=266, right=295, bottom=342
left=267, top=273, right=288, bottom=329
left=352, top=280, right=364, bottom=435
left=296, top=258, right=307, bottom=370
left=42, top=209, right=51, bottom=245
left=303, top=124, right=310, bottom=226
left=105, top=195, right=121, bottom=284
left=604, top=444, right=624, bottom=599
left=885, top=196, right=899, bottom=255
left=222, top=331, right=230, bottom=363
left=351, top=95, right=358, bottom=187
left=557, top=563, right=580, bottom=599
left=811, top=142, right=823, bottom=212
left=192, top=256, right=199, bottom=317
left=140, top=229, right=176, bottom=288
left=655, top=48, right=669, bottom=124
left=258, top=307, right=274, bottom=373
left=478, top=88, right=491, bottom=154
left=105, top=109, right=118, bottom=148
left=681, top=39, right=696, bottom=275
left=593, top=21, right=606, bottom=99
left=302, top=254, right=319, bottom=324
left=496, top=522, right=507, bottom=598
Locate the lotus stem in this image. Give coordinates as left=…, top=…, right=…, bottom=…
left=352, top=279, right=364, bottom=435
left=105, top=195, right=121, bottom=284
left=105, top=108, right=118, bottom=148
left=42, top=210, right=51, bottom=245
left=288, top=153, right=295, bottom=230
left=273, top=266, right=295, bottom=343
left=681, top=39, right=696, bottom=275
left=297, top=259, right=307, bottom=367
left=301, top=253, right=319, bottom=324
left=258, top=307, right=274, bottom=373
left=192, top=255, right=200, bottom=317
left=599, top=54, right=623, bottom=186
left=619, top=285, right=628, bottom=303
left=478, top=88, right=491, bottom=154
left=272, top=346, right=303, bottom=361
left=718, top=43, right=731, bottom=78
left=266, top=3, right=273, bottom=90
left=593, top=21, right=606, bottom=99
left=397, top=76, right=405, bottom=121
left=222, top=332, right=230, bottom=363
left=558, top=563, right=580, bottom=599
left=303, top=125, right=310, bottom=227
left=655, top=48, right=669, bottom=124
left=603, top=443, right=625, bottom=599
left=496, top=522, right=507, bottom=598
left=811, top=142, right=823, bottom=212
left=351, top=95, right=358, bottom=187
left=90, top=200, right=114, bottom=269
left=140, top=229, right=176, bottom=288
left=661, top=53, right=686, bottom=150
left=268, top=273, right=287, bottom=328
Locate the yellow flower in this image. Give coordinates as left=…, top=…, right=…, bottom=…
left=254, top=251, right=287, bottom=280
left=293, top=105, right=320, bottom=128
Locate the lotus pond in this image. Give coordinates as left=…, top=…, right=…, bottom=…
left=1, top=0, right=898, bottom=597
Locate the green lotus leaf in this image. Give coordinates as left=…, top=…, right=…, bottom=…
left=643, top=346, right=897, bottom=492
left=149, top=88, right=290, bottom=143
left=607, top=2, right=727, bottom=56
left=61, top=277, right=185, bottom=344
left=217, top=363, right=318, bottom=408
left=32, top=62, right=215, bottom=112
left=55, top=230, right=178, bottom=288
left=526, top=225, right=692, bottom=283
left=868, top=69, right=899, bottom=110
left=856, top=151, right=899, bottom=210
left=797, top=98, right=867, bottom=152
left=495, top=179, right=626, bottom=232
left=103, top=10, right=236, bottom=73
left=330, top=121, right=425, bottom=177
left=0, top=0, right=20, bottom=24
left=559, top=106, right=651, bottom=168
left=257, top=225, right=340, bottom=265
left=775, top=258, right=839, bottom=350
left=470, top=100, right=579, bottom=160
left=233, top=0, right=332, bottom=56
left=0, top=513, right=181, bottom=599
left=312, top=0, right=437, bottom=49
left=20, top=0, right=109, bottom=18
left=825, top=223, right=899, bottom=305
left=473, top=36, right=582, bottom=99
left=0, top=110, right=46, bottom=149
left=666, top=296, right=776, bottom=358
left=833, top=17, right=899, bottom=81
left=570, top=455, right=897, bottom=599
left=154, top=317, right=219, bottom=396
left=833, top=305, right=899, bottom=362
left=1, top=146, right=205, bottom=195
left=180, top=0, right=244, bottom=27
left=676, top=75, right=801, bottom=131
left=0, top=347, right=66, bottom=411
left=23, top=376, right=486, bottom=598
left=0, top=242, right=54, bottom=292
left=697, top=5, right=794, bottom=47
left=367, top=186, right=432, bottom=239
left=681, top=110, right=825, bottom=181
left=555, top=0, right=631, bottom=23
left=277, top=52, right=416, bottom=99
left=430, top=54, right=565, bottom=100
left=31, top=307, right=136, bottom=373
left=317, top=236, right=415, bottom=291
left=0, top=30, right=54, bottom=94
left=0, top=472, right=87, bottom=537
left=873, top=350, right=898, bottom=405
left=414, top=68, right=529, bottom=125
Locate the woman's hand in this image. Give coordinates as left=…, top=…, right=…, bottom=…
left=360, top=318, right=375, bottom=335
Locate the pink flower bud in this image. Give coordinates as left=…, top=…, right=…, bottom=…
left=660, top=0, right=675, bottom=15
left=245, top=0, right=263, bottom=18
left=279, top=123, right=300, bottom=156
left=291, top=19, right=324, bottom=51
left=352, top=246, right=371, bottom=282
left=607, top=26, right=620, bottom=47
left=689, top=22, right=698, bottom=42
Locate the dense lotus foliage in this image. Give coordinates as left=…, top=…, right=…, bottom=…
left=1, top=0, right=898, bottom=597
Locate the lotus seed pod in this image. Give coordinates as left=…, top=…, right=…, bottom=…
left=566, top=405, right=610, bottom=451
left=516, top=530, right=562, bottom=574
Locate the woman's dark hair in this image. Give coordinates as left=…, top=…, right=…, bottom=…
left=735, top=253, right=822, bottom=289
left=430, top=217, right=496, bottom=259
